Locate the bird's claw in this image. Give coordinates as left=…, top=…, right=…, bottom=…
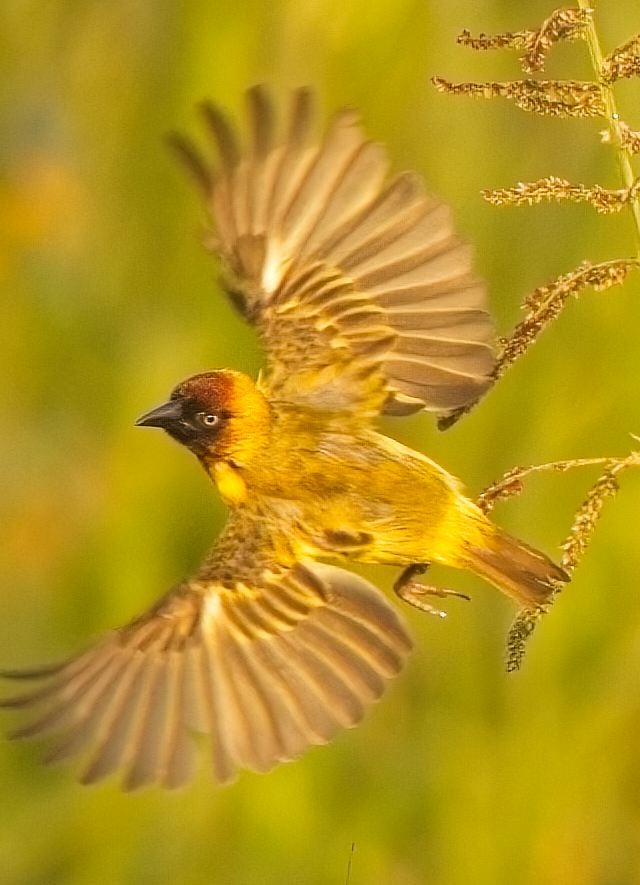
left=393, top=563, right=471, bottom=617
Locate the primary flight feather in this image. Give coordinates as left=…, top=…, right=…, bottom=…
left=1, top=86, right=566, bottom=789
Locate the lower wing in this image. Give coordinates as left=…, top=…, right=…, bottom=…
left=1, top=530, right=411, bottom=789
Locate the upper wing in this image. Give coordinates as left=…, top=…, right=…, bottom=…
left=172, top=85, right=495, bottom=418
left=0, top=512, right=411, bottom=789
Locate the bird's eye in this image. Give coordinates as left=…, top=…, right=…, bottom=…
left=198, top=412, right=219, bottom=428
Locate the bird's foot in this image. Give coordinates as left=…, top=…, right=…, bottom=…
left=393, top=563, right=470, bottom=618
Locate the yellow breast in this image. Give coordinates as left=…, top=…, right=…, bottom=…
left=213, top=461, right=248, bottom=505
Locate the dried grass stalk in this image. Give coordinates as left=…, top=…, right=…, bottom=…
left=601, top=33, right=640, bottom=83
left=560, top=451, right=640, bottom=573
left=457, top=8, right=593, bottom=74
left=456, top=28, right=531, bottom=53
left=505, top=608, right=545, bottom=672
left=482, top=176, right=640, bottom=214
left=431, top=76, right=606, bottom=118
left=601, top=119, right=640, bottom=155
left=497, top=259, right=639, bottom=380
left=476, top=456, right=627, bottom=515
left=439, top=259, right=638, bottom=431
left=480, top=449, right=640, bottom=671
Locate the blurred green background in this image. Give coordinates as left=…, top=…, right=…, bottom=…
left=2, top=1, right=640, bottom=883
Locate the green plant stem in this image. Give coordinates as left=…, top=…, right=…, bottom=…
left=579, top=0, right=640, bottom=258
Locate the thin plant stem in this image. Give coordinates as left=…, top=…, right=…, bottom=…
left=578, top=0, right=640, bottom=258
left=476, top=454, right=637, bottom=514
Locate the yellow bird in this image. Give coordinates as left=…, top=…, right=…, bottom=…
left=1, top=87, right=566, bottom=789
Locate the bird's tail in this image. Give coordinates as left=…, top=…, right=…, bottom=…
left=463, top=525, right=568, bottom=607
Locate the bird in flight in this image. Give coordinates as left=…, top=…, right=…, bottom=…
left=2, top=86, right=566, bottom=789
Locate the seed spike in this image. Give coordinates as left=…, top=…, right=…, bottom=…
left=474, top=449, right=640, bottom=671
left=497, top=259, right=640, bottom=380
left=439, top=259, right=639, bottom=430
left=432, top=76, right=605, bottom=119
left=457, top=8, right=593, bottom=74
left=482, top=176, right=640, bottom=214
left=602, top=33, right=640, bottom=84
left=601, top=120, right=640, bottom=155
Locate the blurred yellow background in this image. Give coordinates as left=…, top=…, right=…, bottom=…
left=2, top=1, right=640, bottom=883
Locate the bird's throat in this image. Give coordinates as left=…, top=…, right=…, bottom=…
left=212, top=461, right=248, bottom=505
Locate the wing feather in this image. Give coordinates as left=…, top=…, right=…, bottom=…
left=278, top=109, right=365, bottom=258
left=80, top=654, right=148, bottom=783
left=174, top=86, right=495, bottom=418
left=322, top=172, right=427, bottom=266
left=1, top=518, right=411, bottom=788
left=193, top=639, right=235, bottom=784
left=160, top=651, right=198, bottom=789
left=265, top=87, right=315, bottom=232
left=120, top=654, right=171, bottom=790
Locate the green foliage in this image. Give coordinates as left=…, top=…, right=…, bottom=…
left=1, top=2, right=640, bottom=884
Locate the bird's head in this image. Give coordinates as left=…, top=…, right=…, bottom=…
left=136, top=369, right=271, bottom=467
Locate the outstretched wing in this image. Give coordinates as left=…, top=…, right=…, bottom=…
left=172, top=85, right=495, bottom=418
left=0, top=512, right=411, bottom=789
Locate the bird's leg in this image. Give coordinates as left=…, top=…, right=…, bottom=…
left=393, top=563, right=471, bottom=619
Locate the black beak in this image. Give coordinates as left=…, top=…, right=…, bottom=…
left=135, top=399, right=183, bottom=429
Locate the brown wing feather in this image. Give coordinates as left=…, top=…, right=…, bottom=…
left=176, top=85, right=495, bottom=418
left=0, top=516, right=411, bottom=789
